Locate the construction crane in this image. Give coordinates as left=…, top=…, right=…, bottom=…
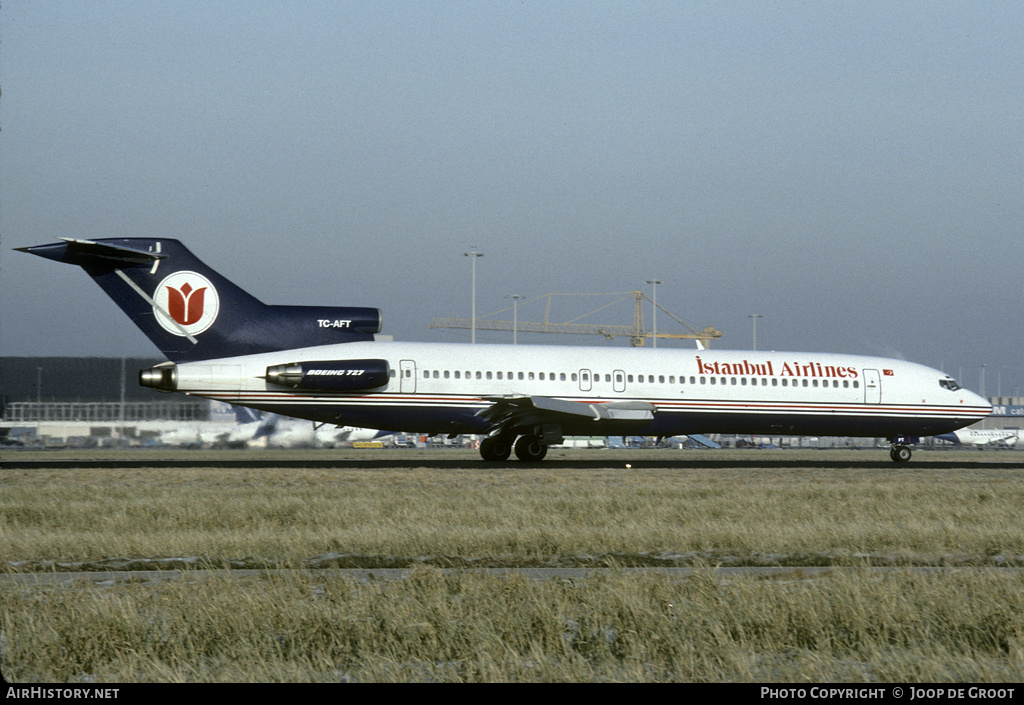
left=430, top=291, right=724, bottom=347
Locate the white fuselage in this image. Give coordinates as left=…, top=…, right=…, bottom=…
left=161, top=341, right=991, bottom=440
left=940, top=428, right=1022, bottom=446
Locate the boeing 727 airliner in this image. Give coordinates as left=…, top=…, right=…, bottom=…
left=18, top=238, right=991, bottom=462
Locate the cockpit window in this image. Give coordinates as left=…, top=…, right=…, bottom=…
left=939, top=378, right=961, bottom=391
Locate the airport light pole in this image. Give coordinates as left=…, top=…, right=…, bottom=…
left=980, top=364, right=987, bottom=428
left=464, top=247, right=483, bottom=344
left=507, top=294, right=524, bottom=344
left=748, top=314, right=763, bottom=351
left=646, top=279, right=662, bottom=348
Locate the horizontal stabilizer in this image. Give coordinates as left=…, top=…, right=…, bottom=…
left=16, top=238, right=166, bottom=267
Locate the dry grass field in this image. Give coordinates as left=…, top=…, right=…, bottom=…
left=2, top=448, right=1023, bottom=682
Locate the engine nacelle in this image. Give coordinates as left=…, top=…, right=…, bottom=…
left=265, top=359, right=390, bottom=391
left=140, top=363, right=178, bottom=391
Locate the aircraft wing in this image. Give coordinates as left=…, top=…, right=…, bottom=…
left=686, top=434, right=722, bottom=449
left=477, top=395, right=655, bottom=439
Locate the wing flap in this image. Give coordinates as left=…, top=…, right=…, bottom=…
left=477, top=395, right=655, bottom=438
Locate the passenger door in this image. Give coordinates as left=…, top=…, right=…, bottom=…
left=863, top=369, right=881, bottom=404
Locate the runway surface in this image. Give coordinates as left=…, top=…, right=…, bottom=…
left=4, top=454, right=1024, bottom=470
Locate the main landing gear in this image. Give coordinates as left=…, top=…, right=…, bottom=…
left=479, top=434, right=548, bottom=462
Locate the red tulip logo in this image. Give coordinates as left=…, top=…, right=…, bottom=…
left=154, top=271, right=219, bottom=337
left=167, top=281, right=207, bottom=325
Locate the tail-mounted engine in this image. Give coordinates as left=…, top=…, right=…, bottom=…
left=264, top=359, right=390, bottom=391
left=139, top=363, right=178, bottom=392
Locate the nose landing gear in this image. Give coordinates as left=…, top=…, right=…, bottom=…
left=888, top=435, right=916, bottom=463
left=889, top=445, right=912, bottom=463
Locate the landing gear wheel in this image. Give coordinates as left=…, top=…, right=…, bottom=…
left=890, top=445, right=912, bottom=463
left=514, top=435, right=548, bottom=462
left=480, top=436, right=512, bottom=461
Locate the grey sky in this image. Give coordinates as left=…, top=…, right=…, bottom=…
left=2, top=1, right=1021, bottom=396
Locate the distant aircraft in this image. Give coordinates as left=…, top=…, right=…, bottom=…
left=150, top=401, right=265, bottom=448
left=255, top=415, right=391, bottom=448
left=934, top=428, right=1022, bottom=447
left=18, top=238, right=991, bottom=463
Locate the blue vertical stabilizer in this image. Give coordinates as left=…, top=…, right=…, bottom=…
left=17, top=238, right=382, bottom=361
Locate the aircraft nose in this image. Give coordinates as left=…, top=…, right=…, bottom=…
left=971, top=390, right=993, bottom=416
